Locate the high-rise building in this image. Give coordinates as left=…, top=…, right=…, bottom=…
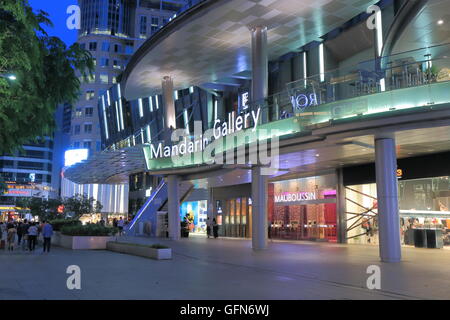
left=0, top=136, right=61, bottom=221
left=61, top=0, right=187, bottom=221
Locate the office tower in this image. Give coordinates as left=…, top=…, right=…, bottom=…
left=61, top=0, right=187, bottom=220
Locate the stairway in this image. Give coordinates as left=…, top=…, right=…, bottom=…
left=125, top=180, right=194, bottom=236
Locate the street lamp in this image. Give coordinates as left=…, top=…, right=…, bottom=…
left=0, top=73, right=16, bottom=81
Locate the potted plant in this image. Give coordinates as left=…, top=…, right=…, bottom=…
left=106, top=241, right=172, bottom=260
left=57, top=224, right=117, bottom=250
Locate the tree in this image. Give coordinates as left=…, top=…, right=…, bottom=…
left=16, top=196, right=63, bottom=221
left=0, top=0, right=94, bottom=154
left=63, top=194, right=102, bottom=220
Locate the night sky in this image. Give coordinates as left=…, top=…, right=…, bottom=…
left=29, top=0, right=78, bottom=46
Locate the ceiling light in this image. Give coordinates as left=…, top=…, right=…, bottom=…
left=315, top=154, right=320, bottom=157
left=438, top=20, right=444, bottom=25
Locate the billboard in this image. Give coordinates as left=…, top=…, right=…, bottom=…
left=64, top=149, right=89, bottom=167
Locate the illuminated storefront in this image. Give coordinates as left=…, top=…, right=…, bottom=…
left=212, top=174, right=338, bottom=242
left=180, top=200, right=208, bottom=234
left=344, top=152, right=450, bottom=249
left=269, top=174, right=337, bottom=242
left=346, top=176, right=450, bottom=248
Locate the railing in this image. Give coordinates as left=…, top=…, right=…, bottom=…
left=246, top=43, right=450, bottom=128
left=105, top=101, right=197, bottom=152
left=107, top=44, right=450, bottom=155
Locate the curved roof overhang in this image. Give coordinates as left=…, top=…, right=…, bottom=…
left=122, top=0, right=378, bottom=100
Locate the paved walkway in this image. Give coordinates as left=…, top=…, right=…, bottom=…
left=0, top=236, right=449, bottom=299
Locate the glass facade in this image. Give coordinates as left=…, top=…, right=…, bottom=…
left=217, top=197, right=251, bottom=238
left=346, top=176, right=450, bottom=248
left=269, top=174, right=337, bottom=242
left=180, top=200, right=208, bottom=234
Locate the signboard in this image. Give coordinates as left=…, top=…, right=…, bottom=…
left=148, top=108, right=261, bottom=160
left=274, top=191, right=317, bottom=203
left=65, top=149, right=89, bottom=167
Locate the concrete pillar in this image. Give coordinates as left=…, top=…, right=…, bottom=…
left=336, top=168, right=347, bottom=244
left=162, top=76, right=176, bottom=130
left=251, top=26, right=268, bottom=123
left=375, top=135, right=401, bottom=262
left=251, top=166, right=268, bottom=250
left=166, top=175, right=180, bottom=240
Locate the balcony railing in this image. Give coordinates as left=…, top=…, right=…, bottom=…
left=246, top=43, right=450, bottom=128
left=107, top=43, right=450, bottom=155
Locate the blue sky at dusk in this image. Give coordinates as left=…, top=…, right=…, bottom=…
left=29, top=0, right=78, bottom=46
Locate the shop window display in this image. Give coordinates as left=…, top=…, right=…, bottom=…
left=346, top=176, right=450, bottom=248
left=269, top=174, right=337, bottom=242
left=179, top=201, right=207, bottom=234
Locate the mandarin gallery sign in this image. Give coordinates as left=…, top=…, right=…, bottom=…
left=149, top=108, right=261, bottom=159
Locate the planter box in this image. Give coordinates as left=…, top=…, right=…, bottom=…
left=53, top=233, right=116, bottom=250
left=106, top=241, right=172, bottom=260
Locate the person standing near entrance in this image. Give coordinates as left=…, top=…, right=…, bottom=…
left=20, top=220, right=29, bottom=250
left=42, top=221, right=53, bottom=253
left=117, top=217, right=125, bottom=236
left=6, top=223, right=17, bottom=251
left=27, top=222, right=38, bottom=252
left=206, top=217, right=212, bottom=239
left=212, top=218, right=219, bottom=239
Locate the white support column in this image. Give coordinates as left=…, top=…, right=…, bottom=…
left=251, top=166, right=268, bottom=250
left=375, top=135, right=401, bottom=262
left=251, top=26, right=268, bottom=123
left=162, top=76, right=176, bottom=130
left=167, top=175, right=180, bottom=240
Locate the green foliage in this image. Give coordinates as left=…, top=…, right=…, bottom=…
left=0, top=0, right=94, bottom=154
left=48, top=218, right=81, bottom=231
left=61, top=224, right=117, bottom=236
left=150, top=244, right=169, bottom=249
left=63, top=194, right=102, bottom=220
left=16, top=197, right=63, bottom=221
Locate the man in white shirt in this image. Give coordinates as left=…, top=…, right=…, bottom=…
left=117, top=217, right=125, bottom=236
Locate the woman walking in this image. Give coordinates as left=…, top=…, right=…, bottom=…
left=7, top=223, right=17, bottom=251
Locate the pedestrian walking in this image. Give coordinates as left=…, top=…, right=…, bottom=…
left=42, top=221, right=53, bottom=253
left=7, top=223, right=17, bottom=251
left=16, top=222, right=23, bottom=246
left=0, top=222, right=5, bottom=249
left=268, top=222, right=273, bottom=242
left=117, top=217, right=125, bottom=236
left=212, top=218, right=219, bottom=239
left=21, top=220, right=30, bottom=250
left=27, top=222, right=38, bottom=252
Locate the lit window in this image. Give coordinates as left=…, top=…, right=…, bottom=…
left=99, top=74, right=109, bottom=84
left=113, top=60, right=121, bottom=69
left=86, top=90, right=95, bottom=100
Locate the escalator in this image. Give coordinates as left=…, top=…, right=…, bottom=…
left=125, top=180, right=194, bottom=237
